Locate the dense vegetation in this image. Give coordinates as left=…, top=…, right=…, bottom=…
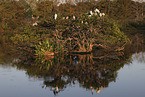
left=1, top=0, right=145, bottom=61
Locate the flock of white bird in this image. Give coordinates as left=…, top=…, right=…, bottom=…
left=88, top=8, right=105, bottom=17
left=32, top=8, right=105, bottom=26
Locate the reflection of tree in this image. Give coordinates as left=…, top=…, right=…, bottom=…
left=42, top=76, right=72, bottom=95
left=13, top=51, right=131, bottom=95
left=132, top=52, right=145, bottom=63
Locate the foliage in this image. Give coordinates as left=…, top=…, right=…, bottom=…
left=95, top=0, right=145, bottom=29
left=34, top=39, right=65, bottom=61
left=11, top=25, right=42, bottom=46
left=35, top=40, right=54, bottom=58
left=0, top=1, right=25, bottom=33
left=9, top=1, right=130, bottom=62
left=34, top=1, right=54, bottom=19
left=36, top=6, right=129, bottom=53
left=4, top=0, right=145, bottom=62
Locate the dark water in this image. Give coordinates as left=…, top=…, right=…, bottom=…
left=0, top=45, right=145, bottom=97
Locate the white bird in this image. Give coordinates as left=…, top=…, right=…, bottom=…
left=99, top=13, right=105, bottom=17
left=102, top=13, right=105, bottom=16
left=95, top=8, right=100, bottom=13
left=85, top=22, right=88, bottom=25
left=32, top=15, right=35, bottom=20
left=88, top=15, right=92, bottom=18
left=99, top=13, right=102, bottom=17
left=32, top=22, right=38, bottom=26
left=73, top=15, right=75, bottom=20
left=57, top=3, right=61, bottom=6
left=54, top=13, right=57, bottom=20
left=90, top=11, right=93, bottom=15
left=36, top=16, right=39, bottom=20
left=66, top=16, right=69, bottom=19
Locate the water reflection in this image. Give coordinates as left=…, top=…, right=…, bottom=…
left=12, top=52, right=131, bottom=95
left=133, top=52, right=145, bottom=63
left=0, top=43, right=145, bottom=97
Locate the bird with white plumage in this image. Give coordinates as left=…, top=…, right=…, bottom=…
left=88, top=15, right=92, bottom=18
left=99, top=13, right=105, bottom=17
left=73, top=15, right=75, bottom=20
left=66, top=16, right=69, bottom=19
left=102, top=13, right=105, bottom=16
left=32, top=22, right=38, bottom=26
left=94, top=8, right=100, bottom=13
left=54, top=13, right=57, bottom=20
left=90, top=11, right=93, bottom=15
left=63, top=17, right=65, bottom=19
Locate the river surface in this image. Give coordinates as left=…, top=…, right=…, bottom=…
left=0, top=46, right=145, bottom=97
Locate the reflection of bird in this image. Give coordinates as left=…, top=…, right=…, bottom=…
left=53, top=90, right=58, bottom=95
left=90, top=86, right=94, bottom=94
left=101, top=86, right=106, bottom=90
left=96, top=89, right=100, bottom=93
left=56, top=86, right=59, bottom=92
left=91, top=88, right=94, bottom=94
left=53, top=86, right=60, bottom=95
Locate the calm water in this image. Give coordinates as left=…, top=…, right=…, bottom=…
left=0, top=48, right=145, bottom=97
